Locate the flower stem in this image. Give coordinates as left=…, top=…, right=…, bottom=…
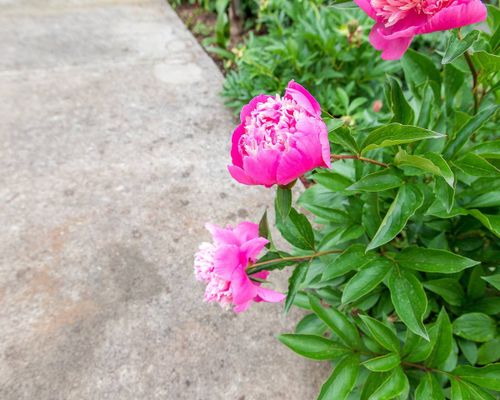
left=247, top=249, right=342, bottom=275
left=331, top=154, right=388, bottom=168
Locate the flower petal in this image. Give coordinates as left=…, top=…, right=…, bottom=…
left=256, top=286, right=286, bottom=303
left=230, top=124, right=245, bottom=167
left=231, top=270, right=257, bottom=307
left=241, top=237, right=268, bottom=261
left=353, top=0, right=377, bottom=19
left=233, top=221, right=260, bottom=243
left=242, top=148, right=280, bottom=187
left=418, top=0, right=487, bottom=34
left=369, top=24, right=414, bottom=60
left=276, top=148, right=308, bottom=185
left=228, top=164, right=255, bottom=186
left=240, top=94, right=270, bottom=123
left=285, top=80, right=322, bottom=116
left=213, top=244, right=241, bottom=280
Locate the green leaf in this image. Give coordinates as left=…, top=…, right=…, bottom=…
left=363, top=193, right=382, bottom=239
left=308, top=294, right=361, bottom=349
left=275, top=186, right=292, bottom=222
left=284, top=262, right=310, bottom=313
left=443, top=105, right=499, bottom=159
left=454, top=153, right=500, bottom=177
left=426, top=308, right=453, bottom=369
left=322, top=244, right=376, bottom=280
left=395, top=150, right=441, bottom=175
left=361, top=124, right=444, bottom=154
left=313, top=171, right=353, bottom=191
left=482, top=274, right=500, bottom=291
left=359, top=315, right=400, bottom=353
left=477, top=337, right=500, bottom=365
left=470, top=140, right=500, bottom=159
left=363, top=353, right=400, bottom=372
left=453, top=313, right=497, bottom=343
left=317, top=355, right=360, bottom=400
left=423, top=278, right=464, bottom=306
left=442, top=30, right=479, bottom=64
left=367, top=185, right=423, bottom=251
left=453, top=364, right=500, bottom=391
left=402, top=330, right=434, bottom=362
left=424, top=152, right=455, bottom=187
left=468, top=210, right=500, bottom=238
left=459, top=338, right=478, bottom=365
left=396, top=247, right=479, bottom=273
left=295, top=314, right=328, bottom=335
left=278, top=334, right=350, bottom=361
left=473, top=51, right=500, bottom=75
left=368, top=367, right=408, bottom=400
left=451, top=379, right=496, bottom=400
left=342, top=259, right=393, bottom=304
left=258, top=210, right=272, bottom=248
left=329, top=125, right=359, bottom=154
left=433, top=176, right=455, bottom=213
left=302, top=204, right=351, bottom=223
left=388, top=268, right=428, bottom=340
left=414, top=373, right=445, bottom=400
left=278, top=208, right=315, bottom=250
left=385, top=76, right=414, bottom=125
left=402, top=49, right=441, bottom=91
left=347, top=168, right=403, bottom=192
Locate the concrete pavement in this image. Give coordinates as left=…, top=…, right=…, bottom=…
left=0, top=1, right=327, bottom=398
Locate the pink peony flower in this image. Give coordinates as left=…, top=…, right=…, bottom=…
left=228, top=81, right=331, bottom=187
left=194, top=221, right=286, bottom=312
left=355, top=0, right=487, bottom=60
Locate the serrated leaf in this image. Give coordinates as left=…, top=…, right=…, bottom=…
left=396, top=247, right=479, bottom=273
left=361, top=124, right=444, bottom=154
left=368, top=367, right=408, bottom=400
left=388, top=268, right=428, bottom=340
left=342, top=259, right=393, bottom=304
left=348, top=168, right=403, bottom=192
left=308, top=294, right=361, bottom=348
left=278, top=334, right=351, bottom=360
left=359, top=315, right=400, bottom=353
left=363, top=353, right=400, bottom=372
left=452, top=313, right=497, bottom=342
left=367, top=185, right=423, bottom=251
left=317, top=355, right=360, bottom=400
